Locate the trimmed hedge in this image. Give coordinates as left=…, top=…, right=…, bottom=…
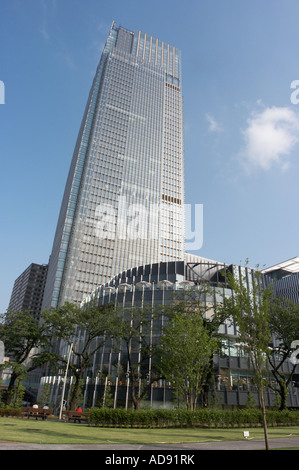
left=86, top=407, right=299, bottom=428
left=0, top=406, right=22, bottom=417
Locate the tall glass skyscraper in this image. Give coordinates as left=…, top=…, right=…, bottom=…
left=42, top=22, right=185, bottom=308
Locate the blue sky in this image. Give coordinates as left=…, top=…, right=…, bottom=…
left=1, top=0, right=299, bottom=313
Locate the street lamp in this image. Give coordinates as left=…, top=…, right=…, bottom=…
left=136, top=281, right=152, bottom=288
left=157, top=280, right=173, bottom=306
left=118, top=283, right=131, bottom=290
left=157, top=279, right=173, bottom=287
left=125, top=370, right=130, bottom=410
left=118, top=283, right=131, bottom=307
left=179, top=280, right=194, bottom=288
left=59, top=342, right=73, bottom=420
left=103, top=286, right=115, bottom=302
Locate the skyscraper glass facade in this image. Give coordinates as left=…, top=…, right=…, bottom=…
left=43, top=22, right=185, bottom=308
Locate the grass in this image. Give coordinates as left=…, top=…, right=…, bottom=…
left=0, top=418, right=299, bottom=446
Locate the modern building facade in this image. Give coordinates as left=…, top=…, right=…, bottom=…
left=42, top=22, right=185, bottom=309
left=39, top=256, right=299, bottom=410
left=263, top=257, right=299, bottom=303
left=8, top=263, right=48, bottom=319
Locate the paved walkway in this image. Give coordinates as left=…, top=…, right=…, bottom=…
left=0, top=436, right=298, bottom=450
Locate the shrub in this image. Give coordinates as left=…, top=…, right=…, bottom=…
left=85, top=407, right=299, bottom=428
left=0, top=405, right=22, bottom=417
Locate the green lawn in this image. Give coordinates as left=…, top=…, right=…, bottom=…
left=0, top=418, right=299, bottom=446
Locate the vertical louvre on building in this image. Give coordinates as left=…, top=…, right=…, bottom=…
left=272, top=272, right=299, bottom=303
left=263, top=257, right=299, bottom=304
left=43, top=22, right=185, bottom=309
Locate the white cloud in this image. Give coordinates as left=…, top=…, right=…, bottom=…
left=241, top=105, right=299, bottom=171
left=206, top=113, right=223, bottom=133
left=39, top=27, right=50, bottom=42
left=39, top=0, right=52, bottom=42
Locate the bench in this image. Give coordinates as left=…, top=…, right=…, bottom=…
left=21, top=407, right=53, bottom=420
left=61, top=410, right=86, bottom=423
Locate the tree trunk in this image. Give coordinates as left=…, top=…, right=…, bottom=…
left=270, top=367, right=289, bottom=411
left=69, top=373, right=82, bottom=410
left=259, top=387, right=269, bottom=450
left=202, top=383, right=209, bottom=407
left=279, top=382, right=288, bottom=411
left=6, top=371, right=18, bottom=404
left=131, top=382, right=140, bottom=410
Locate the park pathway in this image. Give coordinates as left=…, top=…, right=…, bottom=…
left=0, top=436, right=298, bottom=450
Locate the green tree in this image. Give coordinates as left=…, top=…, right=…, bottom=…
left=0, top=309, right=51, bottom=404
left=38, top=382, right=52, bottom=408
left=110, top=304, right=163, bottom=410
left=11, top=369, right=26, bottom=407
left=42, top=302, right=114, bottom=410
left=159, top=288, right=226, bottom=410
left=160, top=305, right=218, bottom=409
left=219, top=264, right=272, bottom=450
left=102, top=384, right=114, bottom=408
left=268, top=296, right=299, bottom=410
